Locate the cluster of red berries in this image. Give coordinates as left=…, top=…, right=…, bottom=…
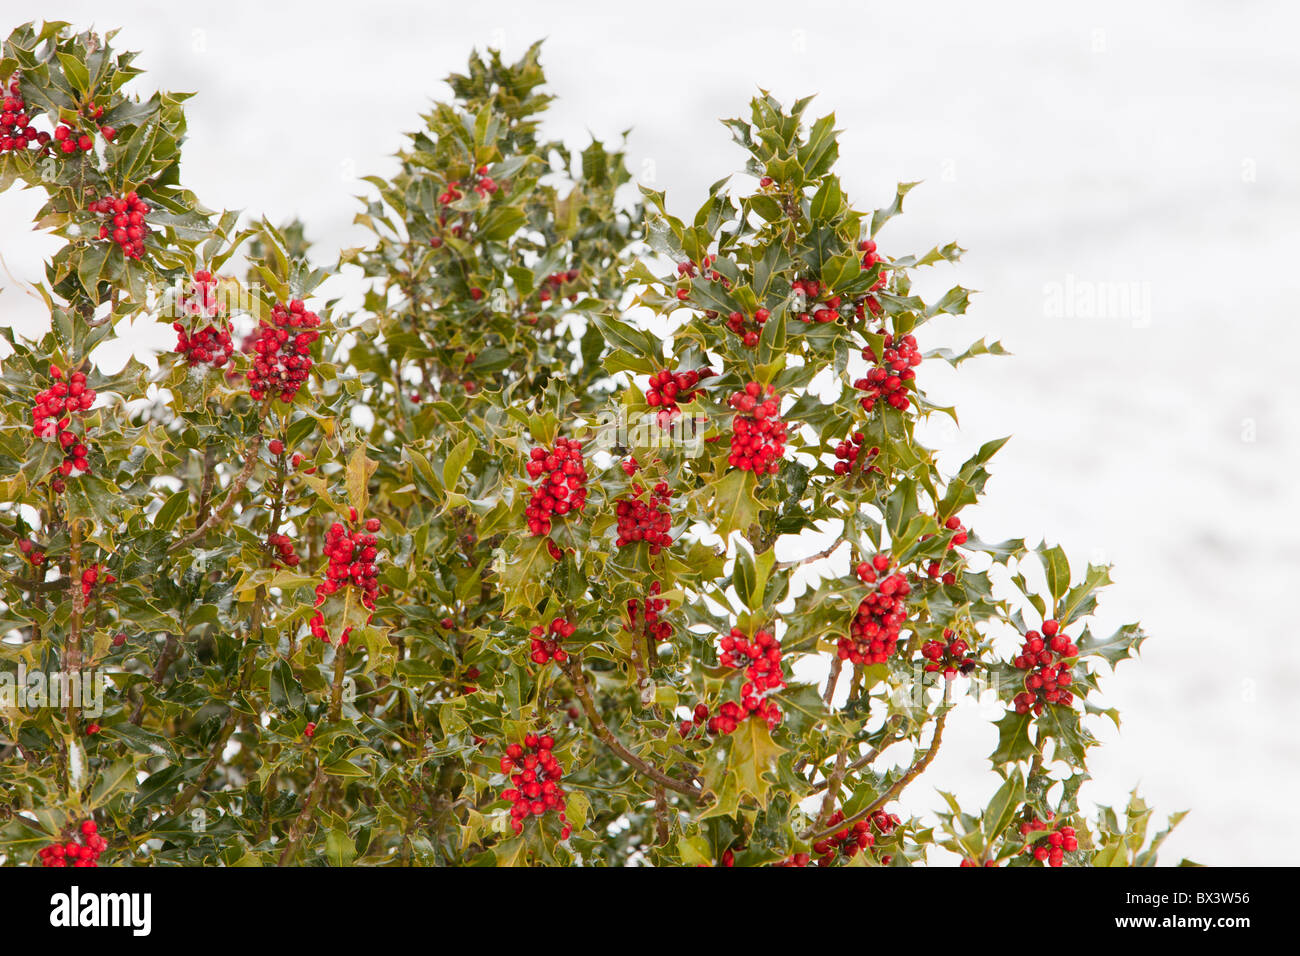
left=727, top=382, right=787, bottom=475
left=832, top=431, right=881, bottom=477
left=792, top=279, right=844, bottom=325
left=524, top=438, right=588, bottom=537
left=460, top=665, right=481, bottom=695
left=246, top=300, right=321, bottom=403
left=52, top=122, right=95, bottom=156
left=289, top=451, right=316, bottom=474
left=437, top=165, right=498, bottom=206
left=0, top=76, right=48, bottom=153
left=725, top=627, right=787, bottom=729
left=680, top=699, right=746, bottom=738
left=678, top=701, right=714, bottom=738
left=1012, top=619, right=1079, bottom=716
left=924, top=514, right=968, bottom=583
left=17, top=538, right=46, bottom=567
left=174, top=271, right=234, bottom=367
left=858, top=238, right=888, bottom=296
left=959, top=858, right=1001, bottom=867
left=645, top=368, right=706, bottom=426
left=528, top=617, right=573, bottom=665
left=838, top=554, right=912, bottom=665
left=37, top=820, right=107, bottom=867
left=681, top=628, right=786, bottom=738
left=625, top=580, right=672, bottom=646
left=267, top=532, right=300, bottom=567
left=1021, top=813, right=1078, bottom=867
left=309, top=512, right=381, bottom=644
left=920, top=627, right=977, bottom=678
left=680, top=255, right=751, bottom=333
left=855, top=332, right=922, bottom=413
left=811, top=810, right=901, bottom=865
left=539, top=269, right=581, bottom=304
left=50, top=99, right=115, bottom=157
left=675, top=255, right=724, bottom=284
left=719, top=627, right=785, bottom=718
left=31, top=365, right=96, bottom=480
left=725, top=307, right=769, bottom=348
left=499, top=733, right=571, bottom=839
left=615, top=482, right=674, bottom=554
left=789, top=277, right=881, bottom=327
left=79, top=563, right=116, bottom=597
left=87, top=192, right=150, bottom=260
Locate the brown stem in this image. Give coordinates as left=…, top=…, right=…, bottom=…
left=822, top=655, right=843, bottom=709
left=653, top=786, right=669, bottom=845
left=806, top=734, right=901, bottom=797
left=776, top=540, right=844, bottom=571
left=328, top=642, right=348, bottom=723
left=168, top=434, right=263, bottom=554
left=800, top=708, right=949, bottom=843
left=560, top=656, right=700, bottom=799
left=256, top=767, right=280, bottom=844
left=194, top=445, right=218, bottom=526
left=65, top=520, right=84, bottom=731
left=3, top=573, right=69, bottom=594
left=277, top=765, right=327, bottom=866
left=131, top=634, right=179, bottom=725
left=817, top=748, right=850, bottom=824
left=793, top=656, right=846, bottom=778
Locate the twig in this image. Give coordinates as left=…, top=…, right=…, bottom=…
left=64, top=521, right=84, bottom=731
left=560, top=656, right=700, bottom=799
left=277, top=765, right=328, bottom=866
left=775, top=539, right=845, bottom=571
left=130, top=634, right=178, bottom=725
left=653, top=786, right=669, bottom=845
left=328, top=641, right=349, bottom=723
left=805, top=734, right=901, bottom=797
left=194, top=446, right=217, bottom=526
left=168, top=435, right=263, bottom=554
left=800, top=708, right=949, bottom=843
left=793, top=656, right=845, bottom=777
left=3, top=572, right=69, bottom=594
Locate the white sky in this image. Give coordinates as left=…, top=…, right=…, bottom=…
left=2, top=0, right=1297, bottom=865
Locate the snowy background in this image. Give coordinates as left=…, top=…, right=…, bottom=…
left=2, top=0, right=1297, bottom=865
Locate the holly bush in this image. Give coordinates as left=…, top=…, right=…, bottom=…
left=0, top=22, right=1176, bottom=867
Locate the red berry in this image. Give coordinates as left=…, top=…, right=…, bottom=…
left=726, top=383, right=786, bottom=476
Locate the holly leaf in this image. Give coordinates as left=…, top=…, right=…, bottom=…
left=990, top=710, right=1037, bottom=765
left=1039, top=543, right=1071, bottom=606
left=1077, top=623, right=1147, bottom=669
left=726, top=718, right=786, bottom=809
left=346, top=446, right=376, bottom=514
left=443, top=434, right=476, bottom=491
left=1059, top=563, right=1112, bottom=625
left=498, top=535, right=550, bottom=613
left=713, top=469, right=761, bottom=540
left=983, top=771, right=1025, bottom=843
